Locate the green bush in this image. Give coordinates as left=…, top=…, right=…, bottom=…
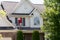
left=17, top=31, right=23, bottom=40
left=32, top=31, right=40, bottom=40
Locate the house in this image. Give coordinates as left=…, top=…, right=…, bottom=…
left=0, top=0, right=45, bottom=40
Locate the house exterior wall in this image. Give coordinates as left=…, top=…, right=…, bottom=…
left=9, top=13, right=43, bottom=28
left=9, top=17, right=30, bottom=27
left=4, top=0, right=43, bottom=28
left=0, top=16, right=14, bottom=27
left=30, top=9, right=43, bottom=28
left=8, top=10, right=43, bottom=28
left=25, top=17, right=30, bottom=27
left=9, top=17, right=15, bottom=25
left=14, top=0, right=34, bottom=13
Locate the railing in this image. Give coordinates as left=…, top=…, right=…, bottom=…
left=0, top=27, right=14, bottom=30
left=0, top=27, right=40, bottom=30
left=17, top=27, right=40, bottom=30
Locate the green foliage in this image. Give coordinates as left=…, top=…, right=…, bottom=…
left=41, top=0, right=60, bottom=40
left=32, top=31, right=40, bottom=40
left=17, top=31, right=23, bottom=40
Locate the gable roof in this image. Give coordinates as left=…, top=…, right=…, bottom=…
left=12, top=0, right=35, bottom=15
left=1, top=1, right=18, bottom=13
left=34, top=4, right=45, bottom=13
left=1, top=1, right=44, bottom=14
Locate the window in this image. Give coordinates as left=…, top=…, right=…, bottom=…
left=34, top=17, right=40, bottom=25
left=15, top=17, right=25, bottom=26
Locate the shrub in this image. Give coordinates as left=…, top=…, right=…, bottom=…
left=17, top=31, right=23, bottom=40
left=32, top=31, right=40, bottom=40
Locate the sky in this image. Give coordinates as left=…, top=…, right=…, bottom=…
left=0, top=0, right=44, bottom=4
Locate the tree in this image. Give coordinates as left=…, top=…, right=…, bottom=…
left=17, top=31, right=24, bottom=40
left=32, top=31, right=40, bottom=40
left=41, top=0, right=60, bottom=40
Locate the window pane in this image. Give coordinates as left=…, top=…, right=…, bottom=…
left=34, top=17, right=40, bottom=25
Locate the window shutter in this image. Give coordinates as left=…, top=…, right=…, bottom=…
left=15, top=18, right=18, bottom=26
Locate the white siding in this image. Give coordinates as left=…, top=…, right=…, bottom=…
left=9, top=17, right=15, bottom=25
left=40, top=16, right=43, bottom=27
left=10, top=17, right=30, bottom=27
left=14, top=1, right=34, bottom=13
left=30, top=9, right=43, bottom=28
left=25, top=17, right=30, bottom=27
left=30, top=16, right=34, bottom=27
left=0, top=16, right=14, bottom=27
